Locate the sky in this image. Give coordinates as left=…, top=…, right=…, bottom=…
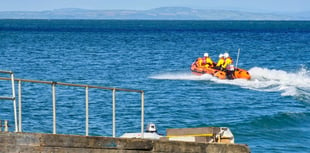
left=1, top=0, right=310, bottom=13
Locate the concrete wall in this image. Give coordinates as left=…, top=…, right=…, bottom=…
left=0, top=132, right=250, bottom=153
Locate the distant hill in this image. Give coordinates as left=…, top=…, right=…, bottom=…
left=0, top=7, right=309, bottom=20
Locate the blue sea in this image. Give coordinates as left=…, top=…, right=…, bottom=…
left=1, top=20, right=310, bottom=153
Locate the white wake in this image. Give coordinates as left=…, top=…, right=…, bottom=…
left=150, top=66, right=310, bottom=101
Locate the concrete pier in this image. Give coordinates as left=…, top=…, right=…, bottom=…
left=0, top=132, right=250, bottom=153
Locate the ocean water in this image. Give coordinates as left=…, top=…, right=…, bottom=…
left=0, top=20, right=310, bottom=153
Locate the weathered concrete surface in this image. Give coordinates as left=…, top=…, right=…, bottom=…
left=0, top=132, right=250, bottom=153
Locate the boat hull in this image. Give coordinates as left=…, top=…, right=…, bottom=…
left=191, top=63, right=251, bottom=80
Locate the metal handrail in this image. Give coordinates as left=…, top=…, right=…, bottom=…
left=0, top=71, right=18, bottom=132
left=0, top=77, right=143, bottom=93
left=0, top=75, right=144, bottom=137
left=0, top=70, right=14, bottom=74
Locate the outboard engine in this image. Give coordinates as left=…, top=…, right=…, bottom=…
left=226, top=64, right=235, bottom=80
left=226, top=64, right=235, bottom=71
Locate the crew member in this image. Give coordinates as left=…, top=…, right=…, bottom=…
left=222, top=52, right=233, bottom=70
left=222, top=52, right=235, bottom=79
left=215, top=53, right=224, bottom=70
left=201, top=53, right=214, bottom=68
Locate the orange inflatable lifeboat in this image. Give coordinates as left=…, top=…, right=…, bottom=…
left=191, top=62, right=251, bottom=80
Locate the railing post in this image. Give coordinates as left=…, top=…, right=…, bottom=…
left=85, top=86, right=89, bottom=136
left=52, top=82, right=56, bottom=134
left=10, top=73, right=18, bottom=132
left=4, top=120, right=9, bottom=132
left=141, top=91, right=144, bottom=138
left=112, top=88, right=116, bottom=137
left=18, top=80, right=22, bottom=132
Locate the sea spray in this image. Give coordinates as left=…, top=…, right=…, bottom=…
left=150, top=66, right=310, bottom=102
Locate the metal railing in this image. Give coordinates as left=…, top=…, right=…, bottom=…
left=0, top=70, right=18, bottom=132
left=0, top=70, right=145, bottom=137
